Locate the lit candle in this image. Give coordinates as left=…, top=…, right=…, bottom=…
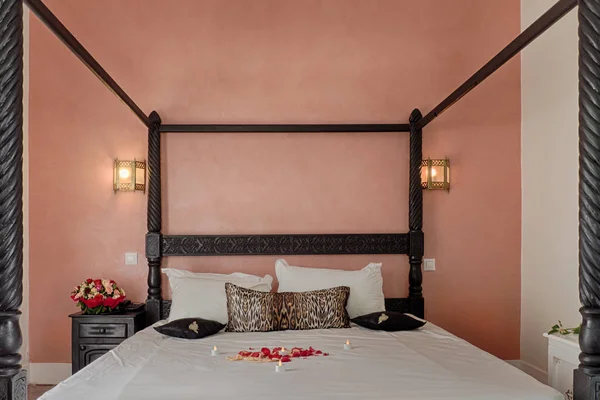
left=211, top=346, right=220, bottom=356
left=279, top=347, right=289, bottom=356
left=275, top=359, right=285, bottom=372
left=344, top=340, right=352, bottom=350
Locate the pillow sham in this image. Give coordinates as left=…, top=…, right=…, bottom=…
left=154, top=318, right=225, bottom=339
left=163, top=269, right=273, bottom=324
left=162, top=268, right=267, bottom=283
left=225, top=283, right=351, bottom=332
left=352, top=311, right=426, bottom=331
left=275, top=259, right=384, bottom=319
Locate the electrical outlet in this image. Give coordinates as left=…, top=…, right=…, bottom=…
left=125, top=252, right=138, bottom=265
left=423, top=258, right=435, bottom=271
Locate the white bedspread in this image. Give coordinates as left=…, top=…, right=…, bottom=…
left=41, top=322, right=562, bottom=400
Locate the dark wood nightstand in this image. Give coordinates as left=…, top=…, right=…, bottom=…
left=69, top=309, right=146, bottom=374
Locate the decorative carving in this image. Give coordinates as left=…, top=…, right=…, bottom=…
left=408, top=109, right=424, bottom=302
left=146, top=111, right=163, bottom=303
left=145, top=232, right=161, bottom=259
left=0, top=0, right=26, bottom=393
left=409, top=109, right=424, bottom=233
left=12, top=375, right=25, bottom=400
left=147, top=111, right=162, bottom=234
left=0, top=370, right=26, bottom=400
left=0, top=0, right=23, bottom=314
left=161, top=234, right=408, bottom=256
left=161, top=301, right=171, bottom=320
left=577, top=1, right=600, bottom=397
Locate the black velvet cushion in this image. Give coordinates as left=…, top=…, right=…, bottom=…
left=154, top=318, right=225, bottom=339
left=352, top=311, right=426, bottom=331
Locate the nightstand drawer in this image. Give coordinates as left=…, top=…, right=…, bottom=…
left=79, top=323, right=127, bottom=338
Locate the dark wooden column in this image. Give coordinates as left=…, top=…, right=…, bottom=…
left=575, top=1, right=600, bottom=399
left=0, top=0, right=27, bottom=399
left=145, top=111, right=163, bottom=325
left=408, top=109, right=424, bottom=318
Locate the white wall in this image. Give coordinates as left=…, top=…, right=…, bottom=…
left=521, top=0, right=580, bottom=374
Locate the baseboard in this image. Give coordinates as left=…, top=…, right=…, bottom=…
left=29, top=363, right=71, bottom=385
left=506, top=360, right=548, bottom=384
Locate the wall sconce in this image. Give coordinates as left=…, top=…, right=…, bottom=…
left=113, top=159, right=146, bottom=193
left=421, top=158, right=450, bottom=191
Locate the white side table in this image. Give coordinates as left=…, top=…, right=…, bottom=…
left=543, top=332, right=580, bottom=399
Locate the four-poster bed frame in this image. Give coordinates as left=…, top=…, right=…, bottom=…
left=0, top=0, right=597, bottom=398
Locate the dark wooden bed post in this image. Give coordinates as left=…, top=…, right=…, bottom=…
left=408, top=109, right=424, bottom=318
left=145, top=111, right=163, bottom=325
left=0, top=0, right=27, bottom=398
left=575, top=1, right=600, bottom=398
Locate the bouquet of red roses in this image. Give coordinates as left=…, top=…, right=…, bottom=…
left=70, top=278, right=126, bottom=314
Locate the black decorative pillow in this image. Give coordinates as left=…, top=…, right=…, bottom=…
left=154, top=318, right=225, bottom=339
left=225, top=283, right=351, bottom=332
left=352, top=311, right=426, bottom=331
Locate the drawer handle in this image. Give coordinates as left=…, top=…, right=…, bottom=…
left=99, top=328, right=106, bottom=334
left=80, top=345, right=86, bottom=351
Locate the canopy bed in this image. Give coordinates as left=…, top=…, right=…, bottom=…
left=0, top=0, right=596, bottom=399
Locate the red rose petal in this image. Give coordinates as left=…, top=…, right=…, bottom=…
left=250, top=352, right=260, bottom=358
left=249, top=347, right=255, bottom=350
left=323, top=353, right=329, bottom=356
left=315, top=350, right=323, bottom=355
left=280, top=356, right=291, bottom=363
left=261, top=347, right=271, bottom=356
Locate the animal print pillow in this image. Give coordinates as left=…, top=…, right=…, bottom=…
left=225, top=283, right=351, bottom=332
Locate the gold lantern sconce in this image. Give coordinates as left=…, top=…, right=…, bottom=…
left=113, top=159, right=146, bottom=193
left=421, top=158, right=450, bottom=191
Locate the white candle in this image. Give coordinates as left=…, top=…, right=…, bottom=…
left=275, top=360, right=285, bottom=372
left=343, top=340, right=352, bottom=350
left=279, top=347, right=289, bottom=356
left=211, top=346, right=220, bottom=356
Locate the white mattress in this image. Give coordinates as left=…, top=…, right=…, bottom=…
left=41, top=322, right=562, bottom=400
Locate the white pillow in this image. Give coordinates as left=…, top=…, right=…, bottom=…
left=275, top=259, right=384, bottom=319
left=163, top=269, right=273, bottom=324
left=162, top=268, right=267, bottom=283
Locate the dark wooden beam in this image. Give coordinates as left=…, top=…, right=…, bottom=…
left=24, top=0, right=150, bottom=128
left=160, top=233, right=408, bottom=256
left=575, top=1, right=600, bottom=398
left=0, top=0, right=27, bottom=398
left=407, top=109, right=424, bottom=318
left=419, top=0, right=577, bottom=129
left=145, top=111, right=163, bottom=326
left=160, top=123, right=411, bottom=133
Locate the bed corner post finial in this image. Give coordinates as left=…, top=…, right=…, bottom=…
left=576, top=1, right=600, bottom=399
left=0, top=0, right=27, bottom=398
left=408, top=109, right=424, bottom=318
left=146, top=110, right=163, bottom=325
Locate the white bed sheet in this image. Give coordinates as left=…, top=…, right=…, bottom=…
left=41, top=322, right=562, bottom=400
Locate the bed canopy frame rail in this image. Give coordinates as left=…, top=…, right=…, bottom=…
left=144, top=107, right=425, bottom=324
left=0, top=0, right=598, bottom=399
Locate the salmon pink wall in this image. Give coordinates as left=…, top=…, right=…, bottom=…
left=29, top=0, right=521, bottom=363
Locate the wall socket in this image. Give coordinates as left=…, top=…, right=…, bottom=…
left=125, top=252, right=138, bottom=265
left=423, top=258, right=436, bottom=271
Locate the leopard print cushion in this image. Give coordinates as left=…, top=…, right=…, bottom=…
left=225, top=283, right=278, bottom=332
left=225, top=283, right=350, bottom=332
